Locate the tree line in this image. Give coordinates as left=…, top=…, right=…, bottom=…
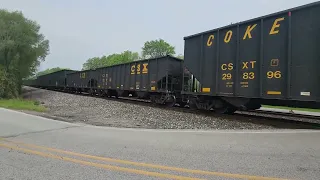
left=79, top=38, right=183, bottom=71
left=36, top=39, right=184, bottom=77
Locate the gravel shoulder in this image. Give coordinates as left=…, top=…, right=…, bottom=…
left=20, top=86, right=276, bottom=130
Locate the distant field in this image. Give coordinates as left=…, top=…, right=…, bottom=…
left=0, top=99, right=46, bottom=112
left=262, top=105, right=320, bottom=113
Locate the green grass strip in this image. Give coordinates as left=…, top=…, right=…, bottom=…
left=0, top=99, right=46, bottom=112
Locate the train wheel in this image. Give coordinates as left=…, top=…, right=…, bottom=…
left=189, top=100, right=198, bottom=110
left=179, top=102, right=187, bottom=108
left=165, top=95, right=176, bottom=107
left=98, top=91, right=104, bottom=97
left=150, top=96, right=157, bottom=105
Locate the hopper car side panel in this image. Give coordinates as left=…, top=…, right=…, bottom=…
left=105, top=67, right=111, bottom=89
left=122, top=56, right=182, bottom=93
left=89, top=56, right=183, bottom=105
left=90, top=69, right=101, bottom=89
left=74, top=56, right=183, bottom=105
left=129, top=62, right=135, bottom=90
left=183, top=2, right=320, bottom=111
left=124, top=63, right=131, bottom=90
left=23, top=79, right=37, bottom=87
left=66, top=70, right=92, bottom=92
left=148, top=59, right=160, bottom=91
left=290, top=6, right=320, bottom=101
left=111, top=65, right=116, bottom=89
left=120, top=64, right=126, bottom=90
left=115, top=65, right=120, bottom=89
left=66, top=72, right=79, bottom=89
left=121, top=64, right=126, bottom=90
left=129, top=60, right=150, bottom=91
left=37, top=70, right=76, bottom=89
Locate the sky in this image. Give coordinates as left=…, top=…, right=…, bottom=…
left=1, top=0, right=318, bottom=71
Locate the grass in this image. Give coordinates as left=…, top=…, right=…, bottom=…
left=0, top=98, right=47, bottom=112
left=262, top=105, right=320, bottom=113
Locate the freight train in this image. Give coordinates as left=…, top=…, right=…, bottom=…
left=24, top=2, right=320, bottom=114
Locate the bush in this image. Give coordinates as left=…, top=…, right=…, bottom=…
left=0, top=66, right=5, bottom=98
left=0, top=65, right=19, bottom=99
left=33, top=100, right=40, bottom=106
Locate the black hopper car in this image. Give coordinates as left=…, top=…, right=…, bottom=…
left=29, top=55, right=184, bottom=107
left=25, top=2, right=320, bottom=114
left=65, top=55, right=184, bottom=106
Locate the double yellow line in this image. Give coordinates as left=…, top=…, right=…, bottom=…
left=0, top=138, right=289, bottom=180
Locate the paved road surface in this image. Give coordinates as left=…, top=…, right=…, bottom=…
left=0, top=108, right=319, bottom=180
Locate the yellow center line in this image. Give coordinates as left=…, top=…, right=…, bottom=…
left=0, top=138, right=289, bottom=180
left=0, top=143, right=202, bottom=180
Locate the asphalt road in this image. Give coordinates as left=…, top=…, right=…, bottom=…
left=0, top=108, right=319, bottom=180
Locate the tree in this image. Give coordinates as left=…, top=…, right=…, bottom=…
left=176, top=54, right=184, bottom=60
left=82, top=57, right=104, bottom=70
left=105, top=50, right=139, bottom=66
left=141, top=39, right=175, bottom=59
left=0, top=9, right=49, bottom=98
left=36, top=67, right=71, bottom=77
left=82, top=50, right=139, bottom=70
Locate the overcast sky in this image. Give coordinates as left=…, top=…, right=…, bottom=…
left=1, top=0, right=317, bottom=71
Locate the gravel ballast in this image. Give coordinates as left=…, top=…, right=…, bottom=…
left=20, top=87, right=276, bottom=130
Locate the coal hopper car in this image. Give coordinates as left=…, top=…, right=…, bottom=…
left=36, top=70, right=76, bottom=90
left=66, top=55, right=184, bottom=106
left=182, top=1, right=320, bottom=114
left=66, top=69, right=96, bottom=94
left=97, top=55, right=184, bottom=106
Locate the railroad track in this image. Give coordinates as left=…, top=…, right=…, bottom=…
left=113, top=96, right=320, bottom=123
left=27, top=87, right=320, bottom=129
left=233, top=110, right=320, bottom=129
left=78, top=92, right=320, bottom=129
left=250, top=109, right=320, bottom=120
